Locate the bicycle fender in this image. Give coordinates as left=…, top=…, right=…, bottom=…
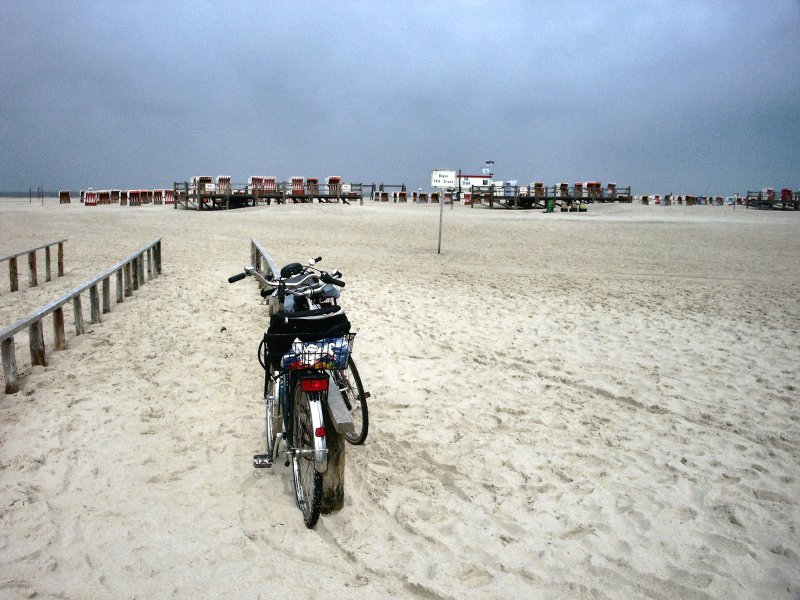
left=308, top=396, right=328, bottom=473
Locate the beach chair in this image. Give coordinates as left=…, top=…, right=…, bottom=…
left=306, top=178, right=319, bottom=201
left=196, top=176, right=213, bottom=195
left=326, top=176, right=341, bottom=201
left=217, top=176, right=232, bottom=195
left=290, top=177, right=304, bottom=202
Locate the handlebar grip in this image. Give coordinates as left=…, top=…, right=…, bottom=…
left=313, top=256, right=322, bottom=264
left=228, top=272, right=247, bottom=283
left=322, top=273, right=345, bottom=287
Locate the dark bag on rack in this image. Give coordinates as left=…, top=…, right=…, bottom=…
left=265, top=305, right=350, bottom=369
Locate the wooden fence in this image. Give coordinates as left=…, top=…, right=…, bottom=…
left=250, top=238, right=280, bottom=279
left=0, top=239, right=67, bottom=293
left=1, top=238, right=162, bottom=393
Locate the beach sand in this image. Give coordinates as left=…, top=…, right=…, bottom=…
left=1, top=199, right=798, bottom=599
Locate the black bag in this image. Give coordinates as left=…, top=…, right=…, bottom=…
left=265, top=305, right=350, bottom=369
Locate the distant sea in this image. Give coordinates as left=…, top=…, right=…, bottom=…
left=0, top=192, right=61, bottom=199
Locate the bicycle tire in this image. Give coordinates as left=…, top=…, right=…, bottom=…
left=335, top=356, right=369, bottom=445
left=291, top=384, right=323, bottom=528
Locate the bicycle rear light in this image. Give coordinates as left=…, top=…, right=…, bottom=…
left=315, top=426, right=327, bottom=437
left=301, top=378, right=329, bottom=392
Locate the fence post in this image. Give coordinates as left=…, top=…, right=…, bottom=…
left=29, top=321, right=46, bottom=366
left=73, top=296, right=85, bottom=335
left=89, top=285, right=101, bottom=323
left=102, top=277, right=111, bottom=313
left=322, top=429, right=346, bottom=514
left=28, top=251, right=38, bottom=287
left=137, top=254, right=145, bottom=285
left=147, top=248, right=154, bottom=280
left=45, top=246, right=52, bottom=282
left=154, top=241, right=162, bottom=275
left=124, top=263, right=133, bottom=296
left=58, top=242, right=64, bottom=277
left=9, top=257, right=18, bottom=292
left=54, top=307, right=67, bottom=350
left=131, top=259, right=139, bottom=291
left=116, top=269, right=124, bottom=302
left=2, top=338, right=19, bottom=393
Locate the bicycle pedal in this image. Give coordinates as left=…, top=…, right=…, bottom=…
left=364, top=391, right=371, bottom=399
left=253, top=454, right=273, bottom=468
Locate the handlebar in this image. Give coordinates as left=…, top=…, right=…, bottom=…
left=322, top=273, right=345, bottom=288
left=228, top=258, right=346, bottom=292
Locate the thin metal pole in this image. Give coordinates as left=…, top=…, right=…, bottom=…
left=437, top=188, right=444, bottom=254
left=454, top=169, right=460, bottom=212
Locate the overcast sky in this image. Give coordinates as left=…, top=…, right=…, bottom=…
left=1, top=1, right=798, bottom=195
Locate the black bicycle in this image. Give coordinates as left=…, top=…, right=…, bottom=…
left=229, top=257, right=369, bottom=527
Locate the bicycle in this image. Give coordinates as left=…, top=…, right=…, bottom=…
left=229, top=257, right=369, bottom=527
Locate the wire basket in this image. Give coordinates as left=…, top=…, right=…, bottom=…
left=280, top=333, right=355, bottom=371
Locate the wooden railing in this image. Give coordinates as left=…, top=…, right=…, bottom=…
left=0, top=239, right=67, bottom=293
left=250, top=238, right=280, bottom=278
left=1, top=238, right=162, bottom=393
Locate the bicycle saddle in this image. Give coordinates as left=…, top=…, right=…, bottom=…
left=280, top=262, right=303, bottom=277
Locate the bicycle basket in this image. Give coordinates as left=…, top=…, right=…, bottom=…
left=265, top=305, right=351, bottom=369
left=280, top=333, right=355, bottom=371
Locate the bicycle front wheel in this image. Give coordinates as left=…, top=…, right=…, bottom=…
left=335, top=356, right=369, bottom=445
left=291, top=384, right=323, bottom=528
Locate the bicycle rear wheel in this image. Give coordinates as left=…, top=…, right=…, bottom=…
left=291, top=384, right=323, bottom=528
left=335, top=356, right=369, bottom=445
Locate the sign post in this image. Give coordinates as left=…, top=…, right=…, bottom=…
left=431, top=169, right=456, bottom=255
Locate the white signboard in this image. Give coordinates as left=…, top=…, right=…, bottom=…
left=341, top=183, right=351, bottom=193
left=430, top=169, right=457, bottom=189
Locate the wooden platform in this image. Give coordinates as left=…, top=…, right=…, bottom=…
left=173, top=182, right=364, bottom=210
left=468, top=185, right=632, bottom=210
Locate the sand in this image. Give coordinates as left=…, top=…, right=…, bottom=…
left=0, top=199, right=798, bottom=599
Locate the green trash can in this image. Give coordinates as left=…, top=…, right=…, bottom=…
left=545, top=198, right=555, bottom=213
